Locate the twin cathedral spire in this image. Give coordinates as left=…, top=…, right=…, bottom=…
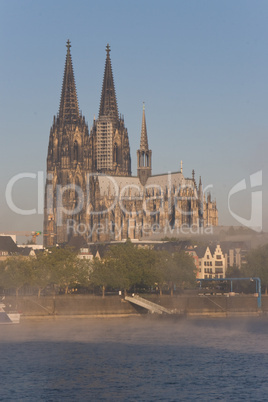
left=52, top=40, right=146, bottom=178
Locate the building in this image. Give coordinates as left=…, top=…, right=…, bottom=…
left=44, top=41, right=218, bottom=247
left=220, top=241, right=248, bottom=269
left=194, top=244, right=227, bottom=279
left=0, top=236, right=19, bottom=261
left=0, top=236, right=37, bottom=260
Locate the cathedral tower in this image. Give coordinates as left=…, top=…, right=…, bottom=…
left=90, top=44, right=131, bottom=176
left=43, top=40, right=91, bottom=247
left=43, top=41, right=218, bottom=247
left=137, top=103, right=152, bottom=185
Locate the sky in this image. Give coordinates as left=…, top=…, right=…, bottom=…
left=1, top=0, right=268, bottom=240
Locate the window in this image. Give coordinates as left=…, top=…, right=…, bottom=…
left=215, top=261, right=223, bottom=266
left=216, top=255, right=221, bottom=259
left=73, top=140, right=78, bottom=160
left=207, top=255, right=209, bottom=259
left=113, top=143, right=118, bottom=163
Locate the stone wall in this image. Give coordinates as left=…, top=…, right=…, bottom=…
left=4, top=294, right=268, bottom=318
left=4, top=295, right=137, bottom=317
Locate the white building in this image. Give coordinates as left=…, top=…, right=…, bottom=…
left=195, top=244, right=227, bottom=279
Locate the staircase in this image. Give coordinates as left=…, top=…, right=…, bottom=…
left=125, top=295, right=173, bottom=315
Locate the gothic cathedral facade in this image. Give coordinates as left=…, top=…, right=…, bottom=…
left=43, top=41, right=218, bottom=247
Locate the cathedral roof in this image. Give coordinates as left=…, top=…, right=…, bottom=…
left=140, top=103, right=149, bottom=150
left=97, top=171, right=193, bottom=197
left=146, top=172, right=185, bottom=191
left=99, top=44, right=119, bottom=122
left=58, top=40, right=80, bottom=125
left=98, top=175, right=141, bottom=197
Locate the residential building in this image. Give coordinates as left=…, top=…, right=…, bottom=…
left=195, top=244, right=227, bottom=279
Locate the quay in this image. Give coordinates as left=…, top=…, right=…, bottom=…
left=2, top=294, right=268, bottom=319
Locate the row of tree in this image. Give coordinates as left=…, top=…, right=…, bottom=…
left=0, top=241, right=197, bottom=297
left=0, top=247, right=90, bottom=297
left=91, top=241, right=196, bottom=297
left=2, top=241, right=268, bottom=298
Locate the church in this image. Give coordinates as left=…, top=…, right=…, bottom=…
left=43, top=41, right=218, bottom=247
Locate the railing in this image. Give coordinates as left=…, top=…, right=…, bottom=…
left=197, top=277, right=262, bottom=308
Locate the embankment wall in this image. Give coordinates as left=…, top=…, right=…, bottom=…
left=4, top=294, right=268, bottom=318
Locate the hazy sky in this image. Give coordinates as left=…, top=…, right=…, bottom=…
left=1, top=0, right=268, bottom=237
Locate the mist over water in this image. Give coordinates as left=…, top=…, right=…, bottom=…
left=1, top=317, right=268, bottom=401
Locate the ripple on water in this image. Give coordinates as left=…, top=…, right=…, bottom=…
left=0, top=316, right=268, bottom=401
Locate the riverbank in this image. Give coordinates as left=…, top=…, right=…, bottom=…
left=3, top=294, right=268, bottom=319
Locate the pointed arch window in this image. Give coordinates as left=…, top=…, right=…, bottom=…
left=140, top=151, right=145, bottom=167
left=145, top=152, right=149, bottom=167
left=74, top=140, right=78, bottom=161
left=113, top=143, right=118, bottom=164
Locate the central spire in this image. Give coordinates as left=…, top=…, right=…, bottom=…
left=137, top=103, right=152, bottom=185
left=99, top=44, right=119, bottom=121
left=59, top=39, right=79, bottom=124
left=140, top=102, right=149, bottom=150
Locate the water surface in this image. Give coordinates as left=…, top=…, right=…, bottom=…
left=0, top=316, right=268, bottom=401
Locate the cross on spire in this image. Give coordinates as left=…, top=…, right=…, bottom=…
left=66, top=39, right=71, bottom=51
left=106, top=43, right=110, bottom=56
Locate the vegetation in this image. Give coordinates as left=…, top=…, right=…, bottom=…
left=242, top=244, right=268, bottom=294
left=0, top=241, right=197, bottom=297
left=0, top=247, right=91, bottom=297
left=3, top=241, right=268, bottom=297
left=0, top=258, right=32, bottom=297
left=154, top=250, right=196, bottom=296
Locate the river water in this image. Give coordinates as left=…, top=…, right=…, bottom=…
left=0, top=316, right=268, bottom=401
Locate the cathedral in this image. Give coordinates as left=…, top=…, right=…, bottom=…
left=43, top=41, right=218, bottom=247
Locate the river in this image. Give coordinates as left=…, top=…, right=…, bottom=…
left=0, top=316, right=268, bottom=401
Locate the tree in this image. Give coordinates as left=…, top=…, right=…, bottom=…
left=90, top=257, right=117, bottom=297
left=106, top=240, right=157, bottom=295
left=90, top=240, right=158, bottom=297
left=90, top=242, right=197, bottom=297
left=153, top=250, right=173, bottom=296
left=47, top=247, right=81, bottom=294
left=172, top=251, right=197, bottom=290
left=0, top=257, right=32, bottom=297
left=242, top=244, right=268, bottom=294
left=225, top=265, right=242, bottom=278
left=30, top=252, right=53, bottom=297
left=75, top=258, right=92, bottom=291
left=153, top=250, right=196, bottom=296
